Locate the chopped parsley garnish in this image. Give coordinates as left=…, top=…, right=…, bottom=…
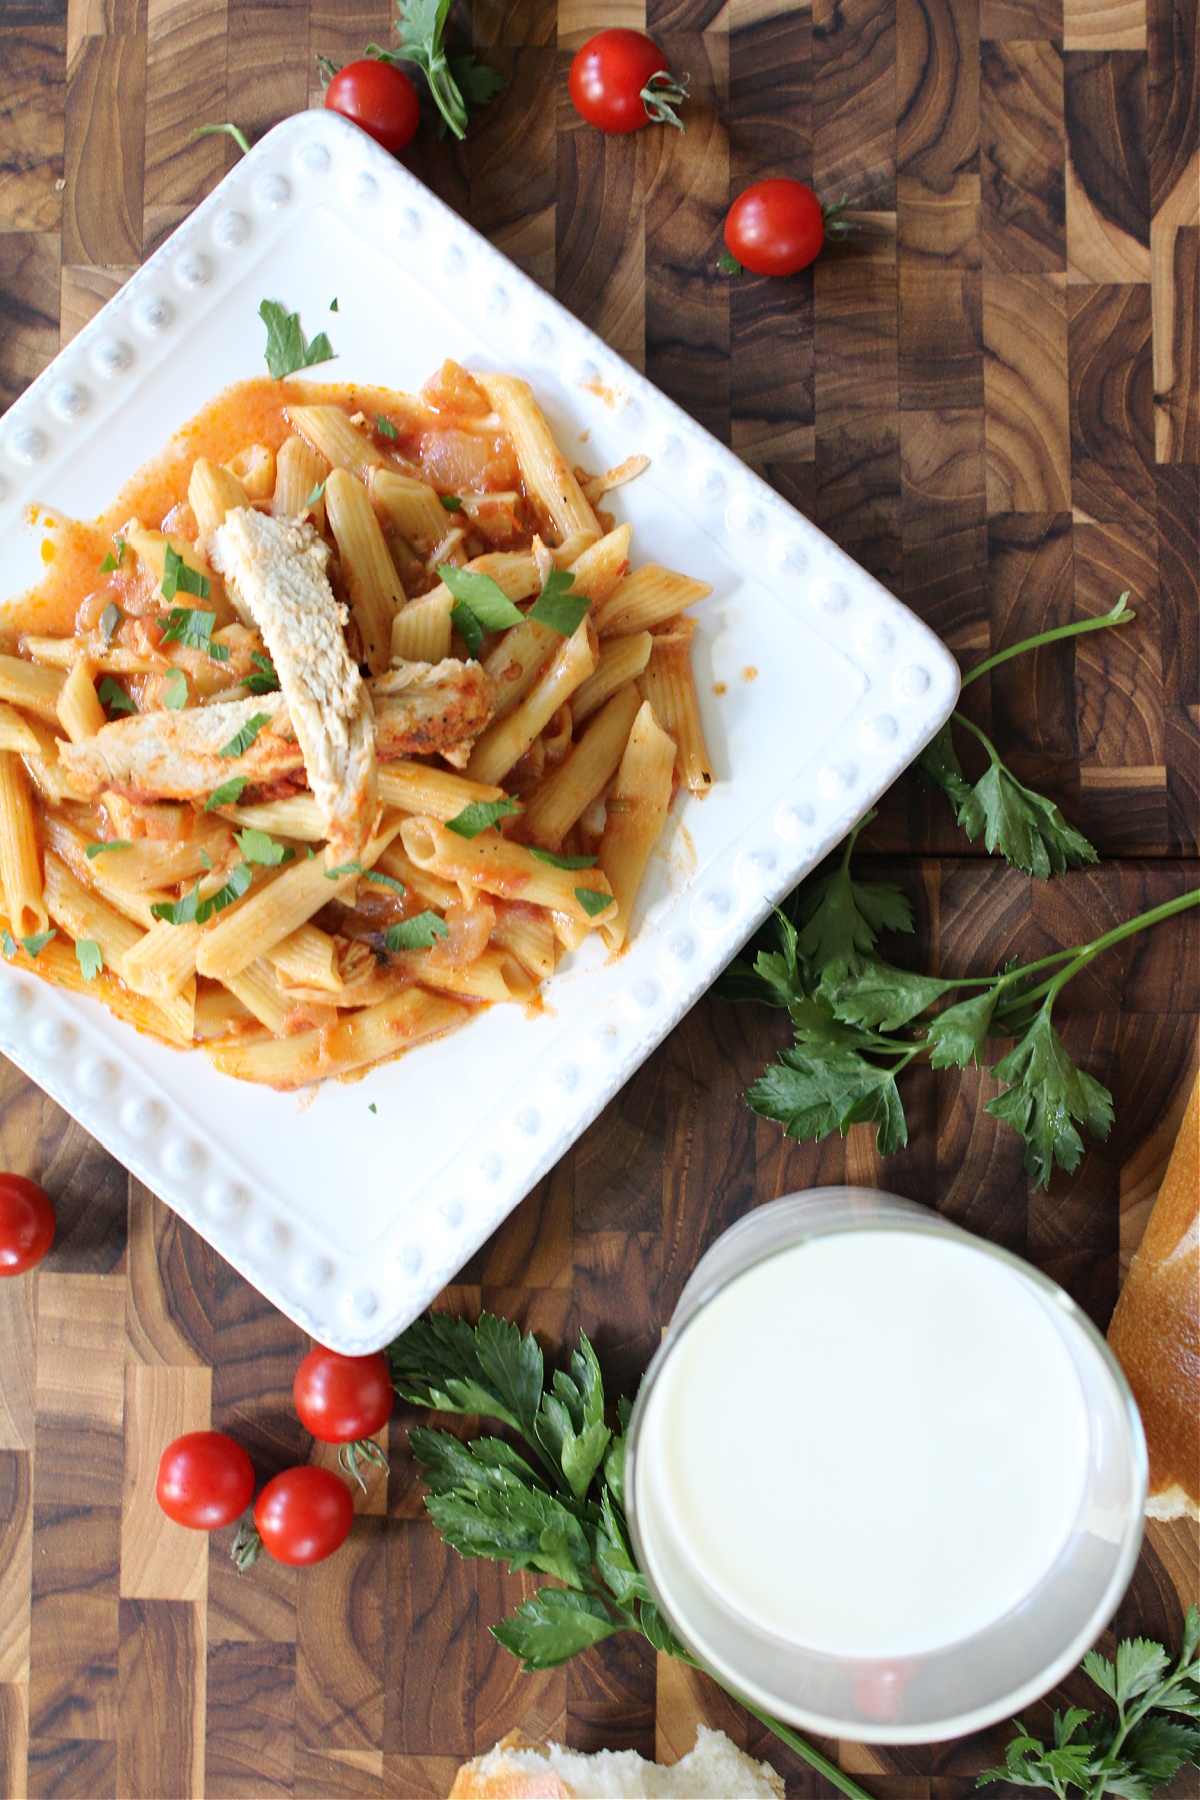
left=258, top=299, right=336, bottom=379
left=98, top=600, right=120, bottom=644
left=86, top=839, right=133, bottom=858
left=200, top=849, right=212, bottom=870
left=329, top=297, right=339, bottom=312
left=303, top=480, right=326, bottom=509
left=445, top=796, right=522, bottom=839
left=218, top=712, right=271, bottom=758
left=362, top=871, right=406, bottom=895
left=439, top=562, right=524, bottom=659
left=385, top=912, right=450, bottom=952
left=160, top=603, right=227, bottom=660
left=376, top=414, right=399, bottom=439
left=324, top=858, right=363, bottom=881
left=368, top=1102, right=377, bottom=1113
left=235, top=828, right=292, bottom=866
left=0, top=929, right=17, bottom=958
left=528, top=567, right=590, bottom=638
left=191, top=121, right=250, bottom=155
left=440, top=494, right=463, bottom=512
left=529, top=847, right=599, bottom=870
left=97, top=676, right=136, bottom=715
left=162, top=668, right=188, bottom=710
left=160, top=546, right=211, bottom=604
left=205, top=776, right=247, bottom=810
left=15, top=928, right=56, bottom=959
left=574, top=887, right=611, bottom=919
left=245, top=651, right=280, bottom=694
left=75, top=939, right=103, bottom=981
left=100, top=537, right=127, bottom=574
left=150, top=862, right=253, bottom=926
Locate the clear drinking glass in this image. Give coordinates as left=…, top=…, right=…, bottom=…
left=625, top=1187, right=1147, bottom=1744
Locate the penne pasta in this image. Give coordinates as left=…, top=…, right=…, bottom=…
left=474, top=372, right=601, bottom=551
left=20, top=635, right=163, bottom=676
left=0, top=702, right=41, bottom=756
left=228, top=443, right=275, bottom=501
left=269, top=923, right=342, bottom=994
left=222, top=958, right=292, bottom=1033
left=520, top=683, right=642, bottom=848
left=118, top=917, right=206, bottom=1003
left=0, top=751, right=47, bottom=938
left=377, top=762, right=505, bottom=820
left=591, top=563, right=712, bottom=637
left=391, top=586, right=455, bottom=663
left=221, top=794, right=326, bottom=842
left=193, top=983, right=255, bottom=1041
left=325, top=467, right=404, bottom=674
left=0, top=653, right=65, bottom=724
left=287, top=405, right=386, bottom=482
left=370, top=468, right=452, bottom=555
left=272, top=434, right=328, bottom=524
left=189, top=458, right=250, bottom=539
left=395, top=946, right=537, bottom=1005
left=491, top=906, right=557, bottom=981
left=598, top=701, right=676, bottom=951
left=466, top=616, right=598, bottom=784
left=572, top=631, right=652, bottom=725
left=566, top=523, right=632, bottom=606
left=205, top=986, right=468, bottom=1087
left=482, top=618, right=559, bottom=725
left=400, top=815, right=615, bottom=925
left=56, top=657, right=107, bottom=743
left=637, top=623, right=713, bottom=794
left=5, top=930, right=194, bottom=1047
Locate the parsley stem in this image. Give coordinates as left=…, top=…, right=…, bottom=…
left=997, top=887, right=1200, bottom=1021
left=959, top=594, right=1134, bottom=691
left=695, top=1672, right=875, bottom=1800
left=949, top=709, right=1002, bottom=762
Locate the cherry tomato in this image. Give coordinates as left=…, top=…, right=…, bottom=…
left=293, top=1347, right=394, bottom=1445
left=156, top=1431, right=256, bottom=1530
left=325, top=59, right=420, bottom=157
left=0, top=1175, right=55, bottom=1276
left=724, top=179, right=826, bottom=277
left=253, top=1465, right=355, bottom=1566
left=569, top=30, right=687, bottom=135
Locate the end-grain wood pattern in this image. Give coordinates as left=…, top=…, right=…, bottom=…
left=0, top=0, right=1197, bottom=1794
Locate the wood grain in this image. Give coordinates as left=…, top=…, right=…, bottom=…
left=0, top=0, right=1198, bottom=1793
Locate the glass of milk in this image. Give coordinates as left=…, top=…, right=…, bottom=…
left=626, top=1187, right=1146, bottom=1743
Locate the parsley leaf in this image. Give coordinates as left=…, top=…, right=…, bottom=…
left=796, top=858, right=912, bottom=989
left=235, top=828, right=292, bottom=867
left=218, top=711, right=271, bottom=758
left=304, top=479, right=325, bottom=509
left=244, top=651, right=280, bottom=694
left=75, top=939, right=103, bottom=981
left=97, top=676, right=136, bottom=716
left=439, top=562, right=524, bottom=659
left=445, top=796, right=521, bottom=838
left=528, top=567, right=590, bottom=637
left=329, top=297, right=339, bottom=312
left=99, top=539, right=126, bottom=574
left=205, top=776, right=247, bottom=810
left=258, top=298, right=336, bottom=379
left=150, top=862, right=253, bottom=926
left=160, top=546, right=211, bottom=604
left=376, top=413, right=399, bottom=439
left=492, top=1589, right=618, bottom=1669
left=919, top=717, right=1097, bottom=879
left=440, top=494, right=462, bottom=512
left=528, top=847, right=598, bottom=870
left=324, top=858, right=363, bottom=881
left=98, top=600, right=120, bottom=644
left=986, top=1009, right=1114, bottom=1188
left=0, top=929, right=17, bottom=958
left=361, top=871, right=406, bottom=895
left=746, top=1047, right=908, bottom=1156
left=86, top=840, right=133, bottom=858
left=382, top=1, right=504, bottom=140
left=162, top=667, right=188, bottom=710
left=160, top=603, right=226, bottom=659
left=574, top=887, right=612, bottom=919
left=385, top=911, right=450, bottom=951
left=18, top=928, right=56, bottom=959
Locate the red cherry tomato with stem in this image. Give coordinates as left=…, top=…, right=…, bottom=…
left=721, top=179, right=852, bottom=277
left=569, top=30, right=688, bottom=135
left=0, top=1175, right=55, bottom=1276
left=293, top=1347, right=393, bottom=1490
left=325, top=58, right=420, bottom=157
left=156, top=1432, right=256, bottom=1531
left=237, top=1466, right=354, bottom=1569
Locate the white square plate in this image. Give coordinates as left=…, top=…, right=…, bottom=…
left=0, top=114, right=958, bottom=1351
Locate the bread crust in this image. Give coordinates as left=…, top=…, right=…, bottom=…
left=1107, top=1068, right=1199, bottom=1521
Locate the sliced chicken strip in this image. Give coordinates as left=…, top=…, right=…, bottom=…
left=59, top=692, right=303, bottom=803
left=369, top=658, right=496, bottom=763
left=208, top=507, right=377, bottom=861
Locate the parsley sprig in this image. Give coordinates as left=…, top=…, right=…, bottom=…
left=258, top=300, right=335, bottom=380
left=980, top=1607, right=1200, bottom=1799
left=387, top=1311, right=872, bottom=1800
left=921, top=596, right=1134, bottom=877
left=369, top=0, right=504, bottom=141
left=723, top=814, right=1200, bottom=1187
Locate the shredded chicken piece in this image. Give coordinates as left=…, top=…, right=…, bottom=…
left=208, top=508, right=377, bottom=861
left=369, top=657, right=496, bottom=762
left=58, top=692, right=303, bottom=803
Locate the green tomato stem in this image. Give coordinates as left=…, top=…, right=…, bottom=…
left=959, top=595, right=1134, bottom=691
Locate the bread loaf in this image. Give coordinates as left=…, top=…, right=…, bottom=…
left=1107, top=1067, right=1199, bottom=1521
left=449, top=1726, right=784, bottom=1799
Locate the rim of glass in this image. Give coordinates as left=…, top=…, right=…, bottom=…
left=624, top=1200, right=1149, bottom=1745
